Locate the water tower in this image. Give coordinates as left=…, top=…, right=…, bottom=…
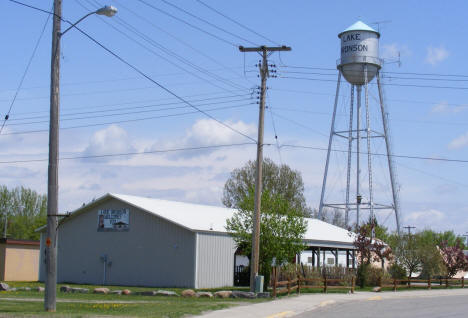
left=318, top=21, right=401, bottom=234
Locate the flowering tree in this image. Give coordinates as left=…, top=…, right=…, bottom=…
left=440, top=241, right=468, bottom=278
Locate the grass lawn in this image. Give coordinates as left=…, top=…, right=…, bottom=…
left=0, top=282, right=265, bottom=317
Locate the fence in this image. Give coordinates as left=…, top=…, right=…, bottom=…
left=271, top=266, right=356, bottom=297
left=380, top=277, right=466, bottom=291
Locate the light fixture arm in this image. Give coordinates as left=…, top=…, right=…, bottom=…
left=60, top=11, right=96, bottom=36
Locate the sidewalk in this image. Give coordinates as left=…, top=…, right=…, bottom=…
left=196, top=288, right=468, bottom=318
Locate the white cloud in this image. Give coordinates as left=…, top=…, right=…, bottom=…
left=83, top=125, right=136, bottom=160
left=148, top=118, right=257, bottom=159
left=405, top=209, right=445, bottom=228
left=431, top=101, right=466, bottom=113
left=425, top=46, right=449, bottom=65
left=448, top=131, right=468, bottom=149
left=381, top=43, right=411, bottom=60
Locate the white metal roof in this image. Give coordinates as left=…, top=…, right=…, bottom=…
left=338, top=20, right=380, bottom=38
left=110, top=193, right=355, bottom=246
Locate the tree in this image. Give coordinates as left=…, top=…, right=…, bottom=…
left=440, top=241, right=468, bottom=278
left=222, top=158, right=311, bottom=216
left=0, top=186, right=47, bottom=240
left=392, top=233, right=423, bottom=280
left=311, top=207, right=347, bottom=229
left=225, top=188, right=307, bottom=291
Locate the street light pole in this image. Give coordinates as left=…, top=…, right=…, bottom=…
left=44, top=2, right=117, bottom=311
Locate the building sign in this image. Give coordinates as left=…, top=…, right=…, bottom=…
left=97, top=208, right=129, bottom=231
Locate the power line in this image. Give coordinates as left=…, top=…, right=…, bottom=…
left=111, top=0, right=254, bottom=85
left=0, top=6, right=51, bottom=134
left=2, top=103, right=254, bottom=136
left=7, top=0, right=257, bottom=143
left=8, top=93, right=251, bottom=122
left=159, top=0, right=258, bottom=46
left=280, top=76, right=468, bottom=91
left=5, top=97, right=253, bottom=127
left=0, top=143, right=257, bottom=164
left=195, top=0, right=279, bottom=45
left=76, top=0, right=245, bottom=93
left=135, top=0, right=237, bottom=47
left=279, top=144, right=468, bottom=164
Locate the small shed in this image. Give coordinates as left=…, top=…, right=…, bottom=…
left=38, top=193, right=356, bottom=288
left=0, top=238, right=40, bottom=281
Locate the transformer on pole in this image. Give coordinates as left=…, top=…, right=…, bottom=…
left=318, top=21, right=401, bottom=235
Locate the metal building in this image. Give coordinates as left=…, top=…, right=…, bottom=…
left=39, top=193, right=356, bottom=288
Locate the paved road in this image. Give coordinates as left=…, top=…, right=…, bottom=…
left=296, top=294, right=468, bottom=318
left=197, top=289, right=468, bottom=318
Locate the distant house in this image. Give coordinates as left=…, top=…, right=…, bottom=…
left=0, top=238, right=40, bottom=281
left=38, top=193, right=356, bottom=288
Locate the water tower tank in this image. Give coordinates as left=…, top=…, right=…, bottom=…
left=338, top=21, right=381, bottom=85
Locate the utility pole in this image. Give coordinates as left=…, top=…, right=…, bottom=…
left=45, top=0, right=62, bottom=312
left=403, top=225, right=415, bottom=236
left=238, top=45, right=291, bottom=292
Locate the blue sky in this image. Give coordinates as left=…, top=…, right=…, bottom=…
left=2, top=0, right=468, bottom=235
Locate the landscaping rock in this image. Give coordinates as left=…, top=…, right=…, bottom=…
left=93, top=287, right=110, bottom=294
left=196, top=291, right=213, bottom=298
left=9, top=288, right=17, bottom=292
left=181, top=289, right=197, bottom=297
left=372, top=287, right=382, bottom=292
left=122, top=289, right=132, bottom=295
left=111, top=290, right=122, bottom=295
left=231, top=291, right=256, bottom=299
left=34, top=287, right=45, bottom=292
left=18, top=287, right=31, bottom=291
left=137, top=291, right=156, bottom=296
left=256, top=292, right=270, bottom=298
left=71, top=288, right=89, bottom=294
left=0, top=283, right=9, bottom=291
left=214, top=291, right=232, bottom=299
left=155, top=290, right=179, bottom=297
left=59, top=285, right=71, bottom=293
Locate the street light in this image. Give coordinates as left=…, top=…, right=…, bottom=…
left=45, top=2, right=117, bottom=312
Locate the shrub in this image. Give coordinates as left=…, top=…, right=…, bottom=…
left=388, top=263, right=407, bottom=279
left=357, top=263, right=370, bottom=288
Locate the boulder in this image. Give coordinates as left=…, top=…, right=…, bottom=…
left=34, top=287, right=45, bottom=292
left=196, top=291, right=213, bottom=298
left=214, top=291, right=232, bottom=299
left=0, top=283, right=9, bottom=291
left=18, top=287, right=31, bottom=291
left=122, top=289, right=132, bottom=295
left=231, top=291, right=256, bottom=299
left=111, top=290, right=122, bottom=295
left=372, top=287, right=382, bottom=292
left=137, top=291, right=156, bottom=296
left=155, top=290, right=179, bottom=297
left=181, top=289, right=197, bottom=298
left=9, top=288, right=17, bottom=292
left=93, top=287, right=110, bottom=294
left=59, top=285, right=71, bottom=293
left=256, top=292, right=270, bottom=298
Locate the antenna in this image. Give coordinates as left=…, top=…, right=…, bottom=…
left=370, top=20, right=392, bottom=32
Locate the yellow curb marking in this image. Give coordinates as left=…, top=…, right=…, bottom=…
left=319, top=300, right=336, bottom=307
left=367, top=296, right=382, bottom=301
left=265, top=311, right=296, bottom=318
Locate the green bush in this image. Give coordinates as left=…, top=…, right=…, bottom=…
left=388, top=263, right=407, bottom=279
left=357, top=264, right=370, bottom=288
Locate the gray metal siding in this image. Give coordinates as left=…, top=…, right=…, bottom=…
left=57, top=198, right=196, bottom=287
left=196, top=232, right=236, bottom=289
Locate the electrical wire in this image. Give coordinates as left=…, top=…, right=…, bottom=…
left=0, top=143, right=257, bottom=164
left=160, top=0, right=258, bottom=46
left=0, top=4, right=51, bottom=134
left=7, top=0, right=257, bottom=143
left=279, top=144, right=468, bottom=164
left=2, top=102, right=254, bottom=135
left=135, top=0, right=237, bottom=47
left=195, top=0, right=279, bottom=45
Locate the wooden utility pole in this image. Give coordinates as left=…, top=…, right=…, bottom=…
left=403, top=225, right=415, bottom=236
left=45, top=0, right=62, bottom=312
left=238, top=45, right=291, bottom=292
